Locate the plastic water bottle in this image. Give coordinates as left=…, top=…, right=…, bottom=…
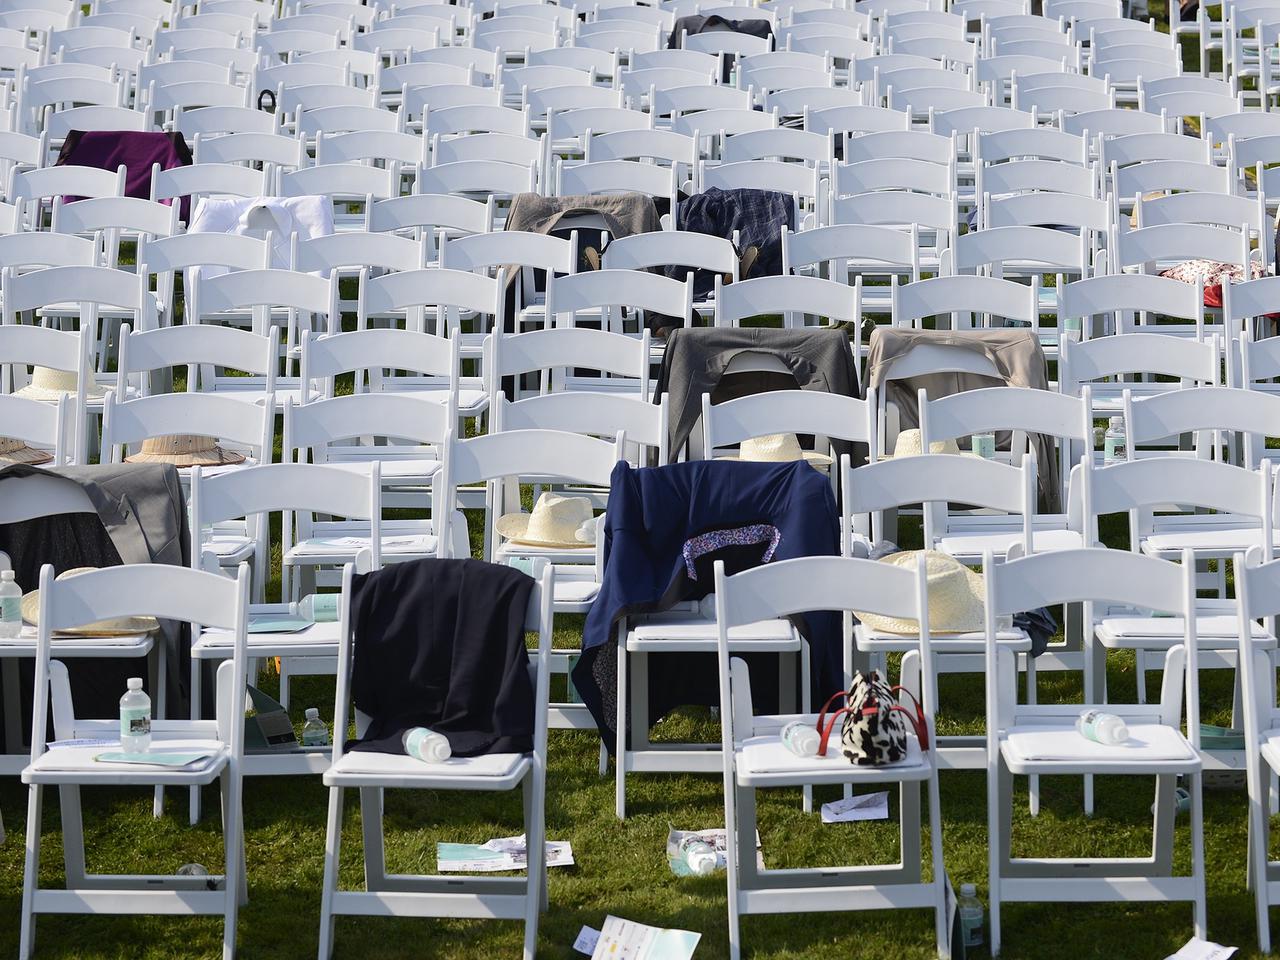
left=0, top=569, right=21, bottom=638
left=301, top=708, right=329, bottom=747
left=297, top=593, right=339, bottom=623
left=1077, top=709, right=1129, bottom=745
left=119, top=678, right=151, bottom=754
left=1103, top=416, right=1127, bottom=463
left=402, top=727, right=451, bottom=763
left=780, top=720, right=820, bottom=757
left=678, top=836, right=717, bottom=876
left=958, top=884, right=984, bottom=948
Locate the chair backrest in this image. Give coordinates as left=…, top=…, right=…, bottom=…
left=30, top=563, right=251, bottom=763
left=485, top=325, right=650, bottom=399
left=117, top=322, right=276, bottom=398
left=284, top=392, right=452, bottom=474
left=1124, top=386, right=1280, bottom=467
left=891, top=274, right=1037, bottom=329
left=433, top=428, right=623, bottom=559
left=300, top=327, right=459, bottom=398
left=1061, top=332, right=1219, bottom=397
left=329, top=560, right=554, bottom=768
left=102, top=390, right=274, bottom=465
left=0, top=392, right=67, bottom=465
left=982, top=547, right=1195, bottom=737
left=198, top=268, right=334, bottom=336
left=1060, top=272, right=1205, bottom=337
left=547, top=269, right=693, bottom=330
left=357, top=267, right=503, bottom=337
left=839, top=451, right=1036, bottom=550
left=712, top=554, right=934, bottom=744
left=715, top=274, right=860, bottom=328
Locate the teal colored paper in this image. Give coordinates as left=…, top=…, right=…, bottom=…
left=95, top=751, right=211, bottom=767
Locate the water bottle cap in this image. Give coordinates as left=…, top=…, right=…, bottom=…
left=961, top=883, right=976, bottom=896
left=127, top=677, right=143, bottom=690
left=1108, top=416, right=1122, bottom=428
left=305, top=708, right=319, bottom=719
left=0, top=570, right=12, bottom=581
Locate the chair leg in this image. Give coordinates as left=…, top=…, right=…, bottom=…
left=220, top=771, right=243, bottom=960
left=522, top=769, right=546, bottom=960
left=1026, top=653, right=1039, bottom=817
left=317, top=786, right=345, bottom=960
left=19, top=784, right=43, bottom=960
left=190, top=651, right=203, bottom=825
left=800, top=643, right=812, bottom=815
left=615, top=639, right=627, bottom=821
left=1135, top=650, right=1148, bottom=705
left=58, top=785, right=87, bottom=886
left=1190, top=771, right=1208, bottom=940
left=988, top=760, right=1005, bottom=957
left=928, top=769, right=950, bottom=960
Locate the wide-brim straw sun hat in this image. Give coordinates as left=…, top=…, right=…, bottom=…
left=884, top=428, right=962, bottom=459
left=496, top=492, right=596, bottom=549
left=724, top=432, right=833, bottom=468
left=21, top=567, right=160, bottom=636
left=855, top=550, right=986, bottom=635
left=124, top=434, right=245, bottom=467
left=0, top=435, right=52, bottom=465
left=14, top=366, right=106, bottom=402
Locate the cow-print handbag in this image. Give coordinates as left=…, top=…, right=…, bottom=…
left=814, top=670, right=929, bottom=765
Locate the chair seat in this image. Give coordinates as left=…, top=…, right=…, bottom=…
left=627, top=614, right=798, bottom=652
left=936, top=528, right=1082, bottom=560
left=554, top=578, right=600, bottom=605
left=324, top=748, right=530, bottom=789
left=1002, top=721, right=1199, bottom=773
left=737, top=728, right=928, bottom=786
left=495, top=540, right=595, bottom=564
left=388, top=387, right=489, bottom=415
left=24, top=739, right=230, bottom=785
left=1141, top=526, right=1273, bottom=558
left=1256, top=729, right=1280, bottom=772
left=857, top=624, right=1031, bottom=653
left=286, top=533, right=438, bottom=562
left=204, top=534, right=255, bottom=562
left=1097, top=608, right=1273, bottom=649
left=195, top=619, right=341, bottom=659
left=322, top=457, right=442, bottom=483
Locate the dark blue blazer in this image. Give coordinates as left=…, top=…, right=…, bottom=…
left=574, top=459, right=842, bottom=748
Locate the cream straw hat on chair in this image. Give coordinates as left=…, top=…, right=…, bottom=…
left=496, top=492, right=596, bottom=549
left=726, top=432, right=832, bottom=468
left=884, top=428, right=961, bottom=459
left=855, top=550, right=986, bottom=635
left=14, top=366, right=106, bottom=401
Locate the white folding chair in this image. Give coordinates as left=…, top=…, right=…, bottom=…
left=713, top=555, right=948, bottom=960
left=19, top=563, right=251, bottom=960
left=981, top=548, right=1206, bottom=955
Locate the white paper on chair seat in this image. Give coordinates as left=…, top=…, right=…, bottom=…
left=292, top=534, right=433, bottom=553
left=32, top=739, right=227, bottom=774
left=740, top=733, right=924, bottom=775
left=554, top=580, right=600, bottom=604
left=1004, top=723, right=1196, bottom=763
left=1165, top=937, right=1237, bottom=960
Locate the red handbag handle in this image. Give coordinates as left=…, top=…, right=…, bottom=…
left=815, top=689, right=851, bottom=757
left=890, top=685, right=930, bottom=751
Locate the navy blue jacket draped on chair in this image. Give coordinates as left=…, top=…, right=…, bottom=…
left=574, top=459, right=842, bottom=750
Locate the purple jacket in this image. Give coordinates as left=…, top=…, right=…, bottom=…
left=56, top=130, right=193, bottom=222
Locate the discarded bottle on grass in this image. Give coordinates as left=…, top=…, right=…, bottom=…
left=0, top=569, right=21, bottom=638
left=297, top=593, right=339, bottom=623
left=958, top=884, right=984, bottom=948
left=301, top=708, right=329, bottom=747
left=780, top=719, right=820, bottom=757
left=1103, top=416, right=1126, bottom=463
left=403, top=727, right=451, bottom=763
left=677, top=837, right=717, bottom=876
left=1076, top=709, right=1129, bottom=746
left=177, top=863, right=208, bottom=877
left=120, top=677, right=151, bottom=753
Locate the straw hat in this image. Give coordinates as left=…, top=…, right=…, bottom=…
left=125, top=434, right=245, bottom=467
left=885, top=428, right=961, bottom=459
left=726, top=433, right=832, bottom=468
left=21, top=567, right=159, bottom=636
left=0, top=435, right=52, bottom=465
left=14, top=366, right=106, bottom=401
left=855, top=550, right=986, bottom=635
left=495, top=492, right=596, bottom=549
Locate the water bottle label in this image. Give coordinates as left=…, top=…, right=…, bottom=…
left=1104, top=436, right=1125, bottom=461
left=962, top=914, right=984, bottom=947
left=120, top=707, right=150, bottom=739
left=0, top=596, right=18, bottom=623
left=971, top=433, right=996, bottom=459
left=307, top=594, right=340, bottom=622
